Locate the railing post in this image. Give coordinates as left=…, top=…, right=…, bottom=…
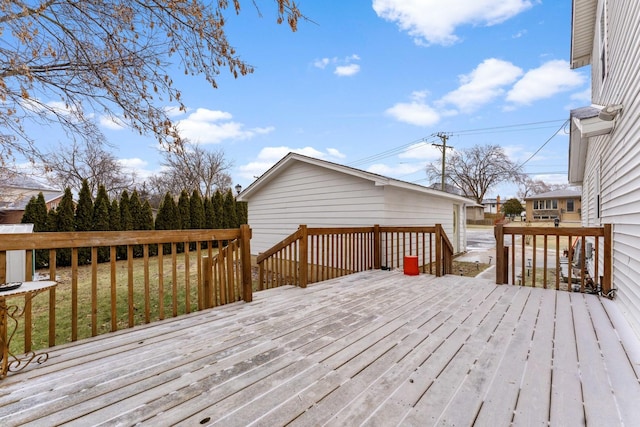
left=240, top=224, right=253, bottom=303
left=299, top=225, right=308, bottom=288
left=202, top=256, right=213, bottom=309
left=603, top=223, right=612, bottom=295
left=495, top=223, right=504, bottom=284
left=373, top=224, right=381, bottom=270
left=0, top=250, right=6, bottom=283
left=435, top=224, right=442, bottom=277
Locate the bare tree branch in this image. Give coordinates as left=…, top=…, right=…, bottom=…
left=0, top=0, right=303, bottom=163
left=426, top=144, right=524, bottom=204
left=42, top=138, right=137, bottom=197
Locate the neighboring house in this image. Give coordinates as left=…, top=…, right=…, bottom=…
left=466, top=203, right=485, bottom=221
left=523, top=189, right=582, bottom=222
left=482, top=198, right=499, bottom=214
left=236, top=153, right=476, bottom=255
left=570, top=0, right=640, bottom=336
left=0, top=175, right=63, bottom=224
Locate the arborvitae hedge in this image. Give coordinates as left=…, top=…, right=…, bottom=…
left=213, top=190, right=224, bottom=229
left=190, top=190, right=205, bottom=229
left=109, top=199, right=121, bottom=232
left=119, top=190, right=133, bottom=232
left=178, top=190, right=190, bottom=230
left=155, top=192, right=180, bottom=231
left=20, top=185, right=246, bottom=267
left=22, top=193, right=49, bottom=268
left=223, top=189, right=238, bottom=229
left=56, top=188, right=76, bottom=266
left=93, top=185, right=111, bottom=262
left=75, top=179, right=93, bottom=232
left=22, top=192, right=48, bottom=231
left=204, top=197, right=215, bottom=229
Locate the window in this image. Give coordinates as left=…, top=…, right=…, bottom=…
left=567, top=199, right=575, bottom=212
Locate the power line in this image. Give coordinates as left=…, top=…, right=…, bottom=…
left=347, top=118, right=567, bottom=167
left=447, top=119, right=567, bottom=136
left=515, top=119, right=569, bottom=169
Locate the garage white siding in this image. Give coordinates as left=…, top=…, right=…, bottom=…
left=247, top=161, right=386, bottom=254
left=241, top=153, right=472, bottom=256
left=382, top=187, right=465, bottom=253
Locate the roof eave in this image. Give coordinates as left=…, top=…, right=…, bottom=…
left=570, top=0, right=597, bottom=70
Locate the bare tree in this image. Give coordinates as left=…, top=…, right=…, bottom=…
left=148, top=143, right=232, bottom=200
left=0, top=0, right=302, bottom=163
left=43, top=139, right=137, bottom=197
left=517, top=177, right=569, bottom=199
left=427, top=144, right=524, bottom=204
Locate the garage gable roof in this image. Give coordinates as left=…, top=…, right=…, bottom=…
left=237, top=152, right=474, bottom=205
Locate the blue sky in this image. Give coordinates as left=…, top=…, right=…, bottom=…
left=40, top=0, right=590, bottom=199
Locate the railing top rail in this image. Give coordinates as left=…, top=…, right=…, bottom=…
left=502, top=226, right=605, bottom=237
left=439, top=227, right=454, bottom=253
left=306, top=226, right=375, bottom=235
left=378, top=226, right=438, bottom=233
left=256, top=228, right=304, bottom=263
left=0, top=229, right=241, bottom=251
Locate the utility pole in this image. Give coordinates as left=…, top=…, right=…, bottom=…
left=432, top=132, right=453, bottom=191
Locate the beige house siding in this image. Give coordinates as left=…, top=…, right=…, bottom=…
left=524, top=197, right=582, bottom=222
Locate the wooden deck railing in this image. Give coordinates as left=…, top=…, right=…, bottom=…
left=495, top=223, right=612, bottom=295
left=256, top=224, right=453, bottom=289
left=0, top=225, right=251, bottom=355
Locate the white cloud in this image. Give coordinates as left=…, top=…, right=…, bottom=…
left=506, top=60, right=586, bottom=105
left=118, top=157, right=155, bottom=180
left=385, top=91, right=441, bottom=126
left=335, top=64, right=361, bottom=77
left=238, top=146, right=346, bottom=180
left=570, top=87, right=592, bottom=103
left=99, top=115, right=126, bottom=130
left=440, top=58, right=523, bottom=112
left=173, top=107, right=274, bottom=144
left=164, top=105, right=186, bottom=117
left=314, top=58, right=331, bottom=69
left=530, top=173, right=569, bottom=186
left=398, top=142, right=442, bottom=161
left=313, top=54, right=361, bottom=76
left=327, top=148, right=347, bottom=158
left=372, top=0, right=535, bottom=46
left=367, top=162, right=424, bottom=176
left=385, top=58, right=583, bottom=127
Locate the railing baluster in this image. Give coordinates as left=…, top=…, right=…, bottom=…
left=49, top=248, right=57, bottom=347
left=72, top=247, right=79, bottom=341
left=543, top=235, right=548, bottom=289
left=144, top=244, right=151, bottom=322
left=158, top=248, right=165, bottom=319
left=91, top=247, right=98, bottom=336
left=128, top=245, right=135, bottom=327
left=532, top=235, right=537, bottom=288
left=184, top=243, right=191, bottom=313
left=171, top=243, right=178, bottom=317
left=555, top=235, right=560, bottom=290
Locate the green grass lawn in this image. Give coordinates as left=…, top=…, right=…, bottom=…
left=7, top=251, right=225, bottom=354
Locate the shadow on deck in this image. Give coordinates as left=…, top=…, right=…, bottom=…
left=1, top=271, right=639, bottom=426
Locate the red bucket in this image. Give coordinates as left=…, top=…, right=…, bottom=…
left=404, top=256, right=419, bottom=276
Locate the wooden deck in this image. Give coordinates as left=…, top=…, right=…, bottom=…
left=1, top=270, right=640, bottom=426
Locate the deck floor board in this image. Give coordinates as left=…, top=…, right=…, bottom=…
left=0, top=270, right=639, bottom=426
